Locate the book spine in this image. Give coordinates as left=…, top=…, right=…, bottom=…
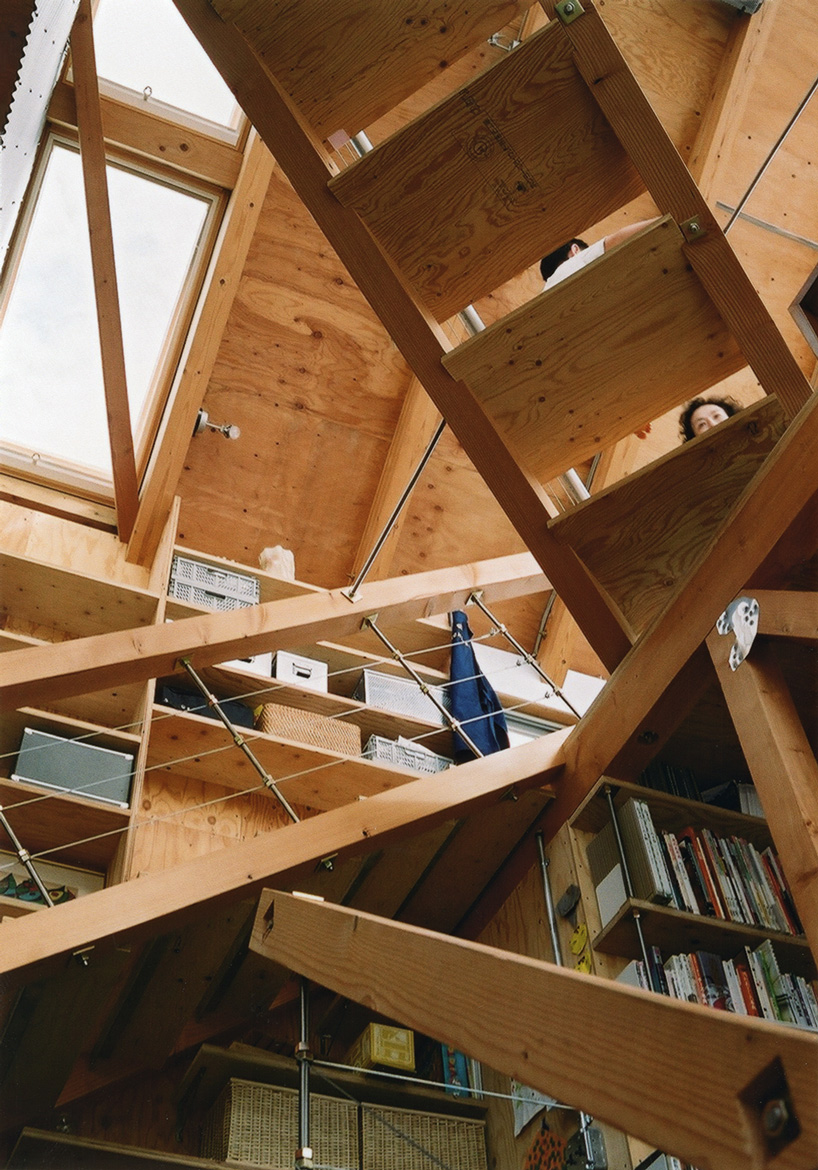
left=635, top=800, right=675, bottom=905
left=715, top=836, right=754, bottom=925
left=662, top=830, right=698, bottom=914
left=700, top=828, right=741, bottom=921
left=745, top=945, right=778, bottom=1021
left=679, top=828, right=725, bottom=918
left=735, top=960, right=762, bottom=1017
left=723, top=959, right=746, bottom=1016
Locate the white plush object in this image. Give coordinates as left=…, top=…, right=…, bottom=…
left=258, top=544, right=295, bottom=580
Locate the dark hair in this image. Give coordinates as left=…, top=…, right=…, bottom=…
left=539, top=238, right=587, bottom=283
left=678, top=396, right=740, bottom=442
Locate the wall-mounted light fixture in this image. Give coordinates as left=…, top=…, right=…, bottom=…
left=193, top=409, right=241, bottom=440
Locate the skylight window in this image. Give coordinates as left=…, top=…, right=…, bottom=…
left=92, top=0, right=240, bottom=133
left=0, top=139, right=213, bottom=483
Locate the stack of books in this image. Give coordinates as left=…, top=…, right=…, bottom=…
left=588, top=797, right=802, bottom=935
left=618, top=940, right=818, bottom=1032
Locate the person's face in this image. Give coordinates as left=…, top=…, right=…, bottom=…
left=690, top=402, right=729, bottom=436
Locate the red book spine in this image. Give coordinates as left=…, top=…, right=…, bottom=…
left=679, top=827, right=725, bottom=919
left=735, top=961, right=762, bottom=1016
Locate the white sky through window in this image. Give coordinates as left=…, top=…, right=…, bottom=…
left=92, top=0, right=240, bottom=128
left=0, top=143, right=209, bottom=475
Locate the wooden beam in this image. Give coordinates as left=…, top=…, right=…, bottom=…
left=350, top=376, right=442, bottom=582
left=752, top=591, right=818, bottom=641
left=0, top=727, right=567, bottom=988
left=559, top=1, right=812, bottom=420
left=688, top=3, right=778, bottom=202
left=172, top=0, right=633, bottom=672
left=708, top=632, right=818, bottom=960
left=47, top=80, right=244, bottom=189
left=0, top=552, right=549, bottom=710
left=251, top=891, right=818, bottom=1170
left=69, top=0, right=139, bottom=541
left=126, top=130, right=274, bottom=566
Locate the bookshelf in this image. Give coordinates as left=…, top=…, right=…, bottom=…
left=571, top=777, right=817, bottom=1027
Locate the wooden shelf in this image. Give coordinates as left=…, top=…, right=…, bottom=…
left=572, top=778, right=772, bottom=848
left=594, top=897, right=815, bottom=980
left=0, top=776, right=130, bottom=870
left=7, top=1129, right=229, bottom=1170
left=177, top=1043, right=487, bottom=1121
left=0, top=551, right=160, bottom=639
left=147, top=705, right=446, bottom=810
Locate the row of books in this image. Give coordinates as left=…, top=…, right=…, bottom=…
left=638, top=762, right=763, bottom=817
left=618, top=939, right=818, bottom=1032
left=587, top=797, right=802, bottom=935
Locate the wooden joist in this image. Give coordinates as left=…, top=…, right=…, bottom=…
left=0, top=553, right=549, bottom=712
left=209, top=0, right=538, bottom=141
left=0, top=728, right=567, bottom=989
left=251, top=891, right=818, bottom=1170
left=442, top=217, right=746, bottom=483
left=329, top=19, right=644, bottom=319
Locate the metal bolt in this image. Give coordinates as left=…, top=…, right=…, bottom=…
left=762, top=1098, right=789, bottom=1139
left=688, top=220, right=700, bottom=233
left=563, top=1, right=575, bottom=10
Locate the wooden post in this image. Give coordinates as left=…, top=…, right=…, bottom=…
left=70, top=0, right=139, bottom=540
left=708, top=631, right=818, bottom=961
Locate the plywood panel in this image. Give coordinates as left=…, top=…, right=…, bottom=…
left=330, top=21, right=644, bottom=319
left=212, top=0, right=537, bottom=140
left=549, top=397, right=786, bottom=632
left=444, top=218, right=745, bottom=483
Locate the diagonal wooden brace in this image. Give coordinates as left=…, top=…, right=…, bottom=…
left=251, top=890, right=818, bottom=1170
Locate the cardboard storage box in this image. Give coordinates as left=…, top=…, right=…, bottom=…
left=346, top=1022, right=415, bottom=1072
left=272, top=651, right=328, bottom=692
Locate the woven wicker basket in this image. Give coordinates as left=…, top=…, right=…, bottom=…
left=201, top=1079, right=359, bottom=1168
left=257, top=703, right=361, bottom=755
left=362, top=1103, right=487, bottom=1170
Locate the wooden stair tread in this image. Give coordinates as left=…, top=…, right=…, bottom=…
left=210, top=0, right=537, bottom=141
left=442, top=217, right=746, bottom=483
left=329, top=19, right=644, bottom=319
left=549, top=398, right=785, bottom=633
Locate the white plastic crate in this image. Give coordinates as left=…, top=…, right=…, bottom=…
left=354, top=669, right=451, bottom=725
left=364, top=735, right=451, bottom=774
left=169, top=555, right=259, bottom=611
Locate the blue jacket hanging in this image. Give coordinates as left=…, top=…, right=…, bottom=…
left=449, top=610, right=509, bottom=763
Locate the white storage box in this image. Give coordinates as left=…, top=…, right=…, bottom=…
left=364, top=735, right=451, bottom=774
left=169, top=555, right=259, bottom=611
left=219, top=651, right=273, bottom=677
left=272, top=651, right=328, bottom=692
left=354, top=669, right=451, bottom=726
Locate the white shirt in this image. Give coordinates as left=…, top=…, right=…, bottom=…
left=544, top=237, right=605, bottom=289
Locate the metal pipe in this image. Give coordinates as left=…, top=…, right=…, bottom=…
left=724, top=72, right=818, bottom=235
left=362, top=616, right=485, bottom=758
left=343, top=419, right=446, bottom=601
left=0, top=808, right=54, bottom=906
left=180, top=659, right=300, bottom=823
left=603, top=784, right=652, bottom=976
left=467, top=591, right=583, bottom=719
left=297, top=977, right=312, bottom=1164
left=536, top=831, right=563, bottom=966
left=560, top=467, right=591, bottom=504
